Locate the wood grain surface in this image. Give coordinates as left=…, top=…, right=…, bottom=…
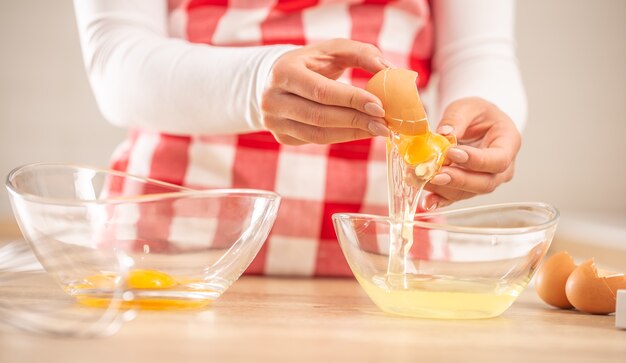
left=1, top=276, right=624, bottom=363
left=1, top=220, right=624, bottom=363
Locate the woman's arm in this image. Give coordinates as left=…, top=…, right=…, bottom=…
left=74, top=0, right=388, bottom=142
left=73, top=0, right=296, bottom=135
left=424, top=0, right=526, bottom=209
left=433, top=0, right=527, bottom=130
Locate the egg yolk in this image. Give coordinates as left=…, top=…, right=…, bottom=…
left=78, top=269, right=177, bottom=290
left=126, top=269, right=177, bottom=289
left=73, top=270, right=213, bottom=310
left=397, top=132, right=455, bottom=167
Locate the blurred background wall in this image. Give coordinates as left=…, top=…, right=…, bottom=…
left=1, top=1, right=625, bottom=228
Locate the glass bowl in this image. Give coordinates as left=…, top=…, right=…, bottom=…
left=6, top=163, right=280, bottom=310
left=333, top=203, right=559, bottom=319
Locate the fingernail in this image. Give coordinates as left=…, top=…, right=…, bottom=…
left=438, top=200, right=452, bottom=209
left=430, top=173, right=451, bottom=186
left=368, top=121, right=390, bottom=137
left=447, top=148, right=469, bottom=163
left=364, top=102, right=385, bottom=117
left=426, top=201, right=438, bottom=211
left=437, top=125, right=454, bottom=135
left=378, top=57, right=396, bottom=69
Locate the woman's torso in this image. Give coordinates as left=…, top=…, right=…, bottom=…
left=111, top=0, right=434, bottom=276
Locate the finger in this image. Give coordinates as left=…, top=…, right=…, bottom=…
left=446, top=144, right=515, bottom=174
left=274, top=93, right=389, bottom=136
left=422, top=194, right=455, bottom=211
left=422, top=185, right=476, bottom=210
left=267, top=118, right=374, bottom=144
left=325, top=38, right=387, bottom=74
left=279, top=66, right=385, bottom=117
left=271, top=133, right=307, bottom=146
left=436, top=97, right=489, bottom=140
left=436, top=99, right=521, bottom=173
left=421, top=194, right=450, bottom=211
left=263, top=116, right=308, bottom=145
left=423, top=184, right=476, bottom=203
left=429, top=166, right=500, bottom=194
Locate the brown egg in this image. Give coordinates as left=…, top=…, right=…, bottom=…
left=366, top=68, right=429, bottom=135
left=535, top=251, right=577, bottom=309
left=565, top=259, right=626, bottom=315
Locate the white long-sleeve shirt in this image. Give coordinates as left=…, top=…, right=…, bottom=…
left=73, top=0, right=527, bottom=135
left=72, top=0, right=528, bottom=277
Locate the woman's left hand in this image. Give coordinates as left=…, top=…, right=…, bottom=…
left=423, top=97, right=522, bottom=210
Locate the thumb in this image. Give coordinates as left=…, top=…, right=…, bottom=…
left=436, top=97, right=487, bottom=139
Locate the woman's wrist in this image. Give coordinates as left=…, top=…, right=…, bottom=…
left=252, top=45, right=301, bottom=131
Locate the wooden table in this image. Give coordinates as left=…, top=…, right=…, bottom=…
left=1, top=219, right=625, bottom=363
left=0, top=275, right=624, bottom=363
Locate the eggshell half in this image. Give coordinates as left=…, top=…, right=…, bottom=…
left=565, top=259, right=626, bottom=315
left=603, top=273, right=626, bottom=295
left=366, top=68, right=429, bottom=135
left=535, top=251, right=577, bottom=309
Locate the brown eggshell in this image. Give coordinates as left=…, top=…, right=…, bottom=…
left=603, top=273, right=626, bottom=294
left=442, top=134, right=457, bottom=166
left=366, top=68, right=429, bottom=135
left=565, top=259, right=620, bottom=315
left=535, top=251, right=577, bottom=309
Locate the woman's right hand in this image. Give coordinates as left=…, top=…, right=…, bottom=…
left=261, top=39, right=391, bottom=145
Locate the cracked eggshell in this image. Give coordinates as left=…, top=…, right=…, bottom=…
left=366, top=68, right=429, bottom=135
left=565, top=259, right=626, bottom=315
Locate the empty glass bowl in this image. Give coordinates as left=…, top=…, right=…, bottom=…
left=333, top=203, right=559, bottom=319
left=6, top=163, right=280, bottom=311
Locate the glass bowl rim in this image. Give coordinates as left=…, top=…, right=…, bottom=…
left=6, top=163, right=280, bottom=206
left=333, top=202, right=559, bottom=235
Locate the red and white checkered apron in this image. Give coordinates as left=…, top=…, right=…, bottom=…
left=109, top=0, right=434, bottom=276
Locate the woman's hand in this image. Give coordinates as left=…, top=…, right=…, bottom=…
left=261, top=39, right=391, bottom=145
left=423, top=97, right=522, bottom=210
